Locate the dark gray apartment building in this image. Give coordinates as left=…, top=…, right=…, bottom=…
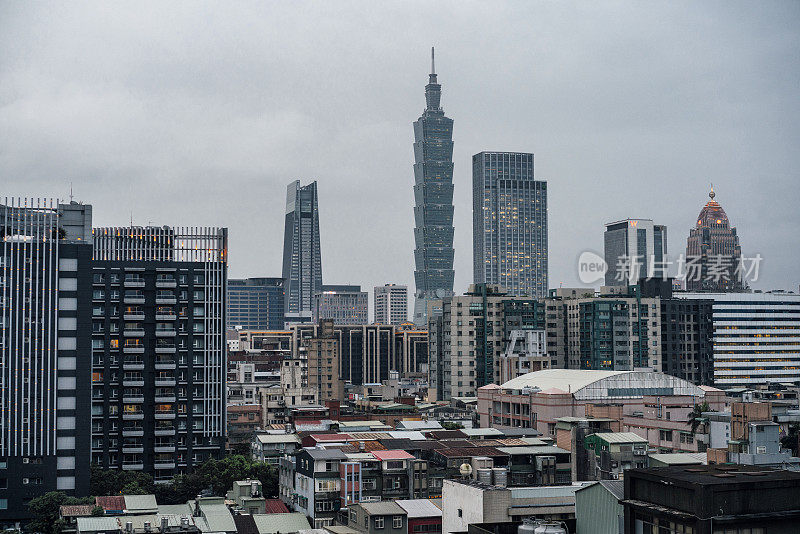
left=0, top=200, right=93, bottom=527
left=472, top=152, right=548, bottom=298
left=90, top=225, right=227, bottom=483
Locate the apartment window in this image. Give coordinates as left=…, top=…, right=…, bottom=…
left=393, top=516, right=402, bottom=529
left=374, top=517, right=384, bottom=529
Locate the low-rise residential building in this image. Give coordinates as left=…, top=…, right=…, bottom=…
left=583, top=432, right=649, bottom=480
left=252, top=432, right=302, bottom=464
left=346, top=502, right=407, bottom=534
left=227, top=403, right=264, bottom=449
left=294, top=448, right=348, bottom=527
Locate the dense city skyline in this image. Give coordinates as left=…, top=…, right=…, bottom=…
left=2, top=3, right=798, bottom=304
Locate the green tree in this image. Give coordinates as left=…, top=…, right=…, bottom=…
left=90, top=465, right=154, bottom=496
left=26, top=492, right=92, bottom=534
left=688, top=401, right=711, bottom=436
left=441, top=421, right=464, bottom=430
left=230, top=442, right=251, bottom=457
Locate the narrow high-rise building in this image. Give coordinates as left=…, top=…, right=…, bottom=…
left=472, top=152, right=548, bottom=297
left=0, top=199, right=93, bottom=524
left=227, top=277, right=285, bottom=330
left=282, top=180, right=323, bottom=320
left=685, top=187, right=743, bottom=291
left=412, top=48, right=455, bottom=327
left=374, top=284, right=408, bottom=324
left=604, top=219, right=667, bottom=286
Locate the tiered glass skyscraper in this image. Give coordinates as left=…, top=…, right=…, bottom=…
left=412, top=48, right=455, bottom=326
left=472, top=152, right=548, bottom=297
left=282, top=180, right=323, bottom=319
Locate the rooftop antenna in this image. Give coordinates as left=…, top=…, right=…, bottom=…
left=69, top=182, right=74, bottom=202
left=431, top=46, right=435, bottom=75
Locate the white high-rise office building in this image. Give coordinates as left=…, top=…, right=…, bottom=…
left=374, top=284, right=408, bottom=324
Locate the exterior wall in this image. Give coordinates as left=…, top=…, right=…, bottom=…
left=660, top=298, right=714, bottom=386
left=472, top=152, right=548, bottom=298
left=304, top=321, right=345, bottom=403
left=575, top=483, right=623, bottom=534
left=604, top=219, right=667, bottom=286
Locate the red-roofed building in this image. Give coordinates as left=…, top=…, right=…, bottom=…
left=95, top=495, right=125, bottom=514
left=371, top=450, right=414, bottom=461
left=264, top=499, right=290, bottom=514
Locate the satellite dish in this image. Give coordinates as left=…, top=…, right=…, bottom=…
left=459, top=463, right=473, bottom=477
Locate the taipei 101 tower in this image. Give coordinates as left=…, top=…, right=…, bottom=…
left=412, top=48, right=456, bottom=327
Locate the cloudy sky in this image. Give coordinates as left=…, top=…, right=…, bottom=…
left=2, top=2, right=799, bottom=311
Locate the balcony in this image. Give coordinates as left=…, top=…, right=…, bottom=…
left=155, top=345, right=176, bottom=354
left=155, top=357, right=177, bottom=370
left=122, top=395, right=144, bottom=404
left=124, top=312, right=145, bottom=321
left=124, top=295, right=145, bottom=304
left=154, top=461, right=176, bottom=470
left=156, top=296, right=177, bottom=305
left=156, top=279, right=177, bottom=288
left=122, top=462, right=144, bottom=471
left=155, top=410, right=176, bottom=420
left=122, top=378, right=144, bottom=387
left=156, top=329, right=177, bottom=337
left=123, top=358, right=144, bottom=371
left=155, top=378, right=176, bottom=387
left=124, top=329, right=145, bottom=337
left=154, top=446, right=176, bottom=453
left=122, top=446, right=144, bottom=454
left=154, top=427, right=176, bottom=436
left=124, top=279, right=145, bottom=288
left=122, top=427, right=144, bottom=437
left=156, top=312, right=176, bottom=321
left=155, top=394, right=177, bottom=403
left=122, top=412, right=144, bottom=421
left=123, top=346, right=144, bottom=354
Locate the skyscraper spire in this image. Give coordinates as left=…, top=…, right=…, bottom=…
left=431, top=46, right=435, bottom=75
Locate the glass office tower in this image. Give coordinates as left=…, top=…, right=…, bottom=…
left=472, top=152, right=548, bottom=297
left=412, top=48, right=455, bottom=326
left=282, top=181, right=323, bottom=318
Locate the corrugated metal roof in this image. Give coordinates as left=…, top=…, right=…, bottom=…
left=461, top=428, right=504, bottom=437
left=436, top=446, right=508, bottom=458
left=395, top=499, right=442, bottom=518
left=59, top=504, right=94, bottom=517
left=264, top=499, right=290, bottom=514
left=360, top=501, right=406, bottom=516
left=95, top=495, right=125, bottom=512
left=253, top=512, right=311, bottom=534
left=256, top=433, right=301, bottom=444
left=396, top=420, right=443, bottom=430
left=510, top=483, right=591, bottom=499
left=305, top=448, right=348, bottom=460
left=76, top=517, right=120, bottom=531
left=600, top=480, right=625, bottom=500
left=123, top=494, right=158, bottom=512
left=590, top=432, right=648, bottom=444
left=496, top=446, right=570, bottom=455
left=386, top=431, right=427, bottom=441
left=648, top=453, right=707, bottom=465
left=372, top=449, right=414, bottom=460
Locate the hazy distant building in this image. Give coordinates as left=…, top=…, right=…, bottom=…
left=412, top=48, right=455, bottom=327
left=604, top=219, right=667, bottom=286
left=282, top=180, right=323, bottom=319
left=685, top=187, right=743, bottom=291
left=227, top=277, right=285, bottom=330
left=374, top=284, right=408, bottom=324
left=313, top=284, right=368, bottom=325
left=472, top=151, right=548, bottom=297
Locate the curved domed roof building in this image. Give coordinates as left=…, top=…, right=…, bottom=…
left=685, top=186, right=743, bottom=291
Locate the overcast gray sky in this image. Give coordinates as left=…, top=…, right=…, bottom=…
left=2, top=2, right=799, bottom=309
